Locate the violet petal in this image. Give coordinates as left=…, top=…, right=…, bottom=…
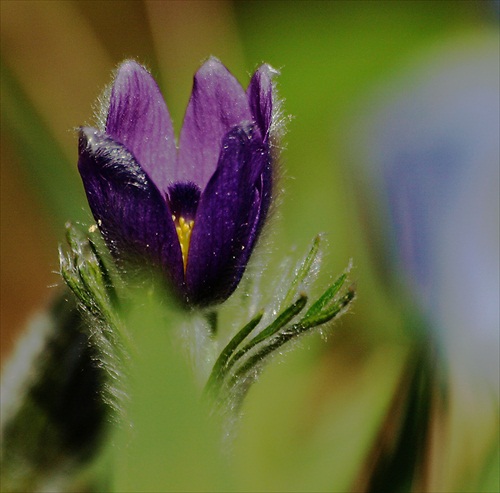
left=106, top=60, right=176, bottom=195
left=77, top=127, right=184, bottom=292
left=185, top=126, right=269, bottom=305
left=254, top=159, right=273, bottom=237
left=247, top=64, right=278, bottom=142
left=177, top=57, right=253, bottom=189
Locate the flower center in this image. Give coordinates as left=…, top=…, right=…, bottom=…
left=167, top=182, right=201, bottom=274
left=172, top=215, right=194, bottom=272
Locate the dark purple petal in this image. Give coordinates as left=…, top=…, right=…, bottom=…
left=185, top=126, right=270, bottom=305
left=106, top=60, right=176, bottom=195
left=253, top=157, right=273, bottom=237
left=247, top=64, right=278, bottom=142
left=177, top=57, right=253, bottom=189
left=77, top=127, right=184, bottom=293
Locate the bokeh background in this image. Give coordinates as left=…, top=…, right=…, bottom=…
left=1, top=1, right=498, bottom=491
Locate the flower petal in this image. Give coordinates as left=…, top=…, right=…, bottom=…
left=106, top=60, right=176, bottom=194
left=78, top=127, right=184, bottom=292
left=177, top=57, right=253, bottom=189
left=253, top=158, right=273, bottom=237
left=247, top=64, right=278, bottom=142
left=185, top=126, right=270, bottom=305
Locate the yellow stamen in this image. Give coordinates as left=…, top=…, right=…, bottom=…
left=174, top=215, right=195, bottom=272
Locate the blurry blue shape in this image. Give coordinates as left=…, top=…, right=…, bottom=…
left=356, top=33, right=499, bottom=391
left=493, top=0, right=500, bottom=17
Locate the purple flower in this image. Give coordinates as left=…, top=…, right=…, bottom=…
left=78, top=58, right=278, bottom=306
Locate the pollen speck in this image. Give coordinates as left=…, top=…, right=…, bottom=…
left=174, top=216, right=194, bottom=272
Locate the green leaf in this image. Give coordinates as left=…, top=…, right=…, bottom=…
left=226, top=295, right=308, bottom=375
left=302, top=272, right=347, bottom=322
left=204, top=310, right=264, bottom=395
left=230, top=287, right=354, bottom=387
left=281, top=235, right=321, bottom=308
left=300, top=285, right=355, bottom=328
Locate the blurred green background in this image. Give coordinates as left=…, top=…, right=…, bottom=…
left=1, top=1, right=498, bottom=491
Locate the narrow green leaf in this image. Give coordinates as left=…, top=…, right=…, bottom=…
left=229, top=330, right=294, bottom=386
left=230, top=287, right=355, bottom=386
left=281, top=235, right=321, bottom=308
left=245, top=295, right=308, bottom=349
left=301, top=287, right=355, bottom=328
left=226, top=295, right=308, bottom=376
left=302, top=273, right=347, bottom=322
left=204, top=311, right=263, bottom=394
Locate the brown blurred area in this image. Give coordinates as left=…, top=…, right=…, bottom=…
left=0, top=135, right=57, bottom=360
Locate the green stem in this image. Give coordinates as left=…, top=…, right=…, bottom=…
left=205, top=310, right=218, bottom=337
